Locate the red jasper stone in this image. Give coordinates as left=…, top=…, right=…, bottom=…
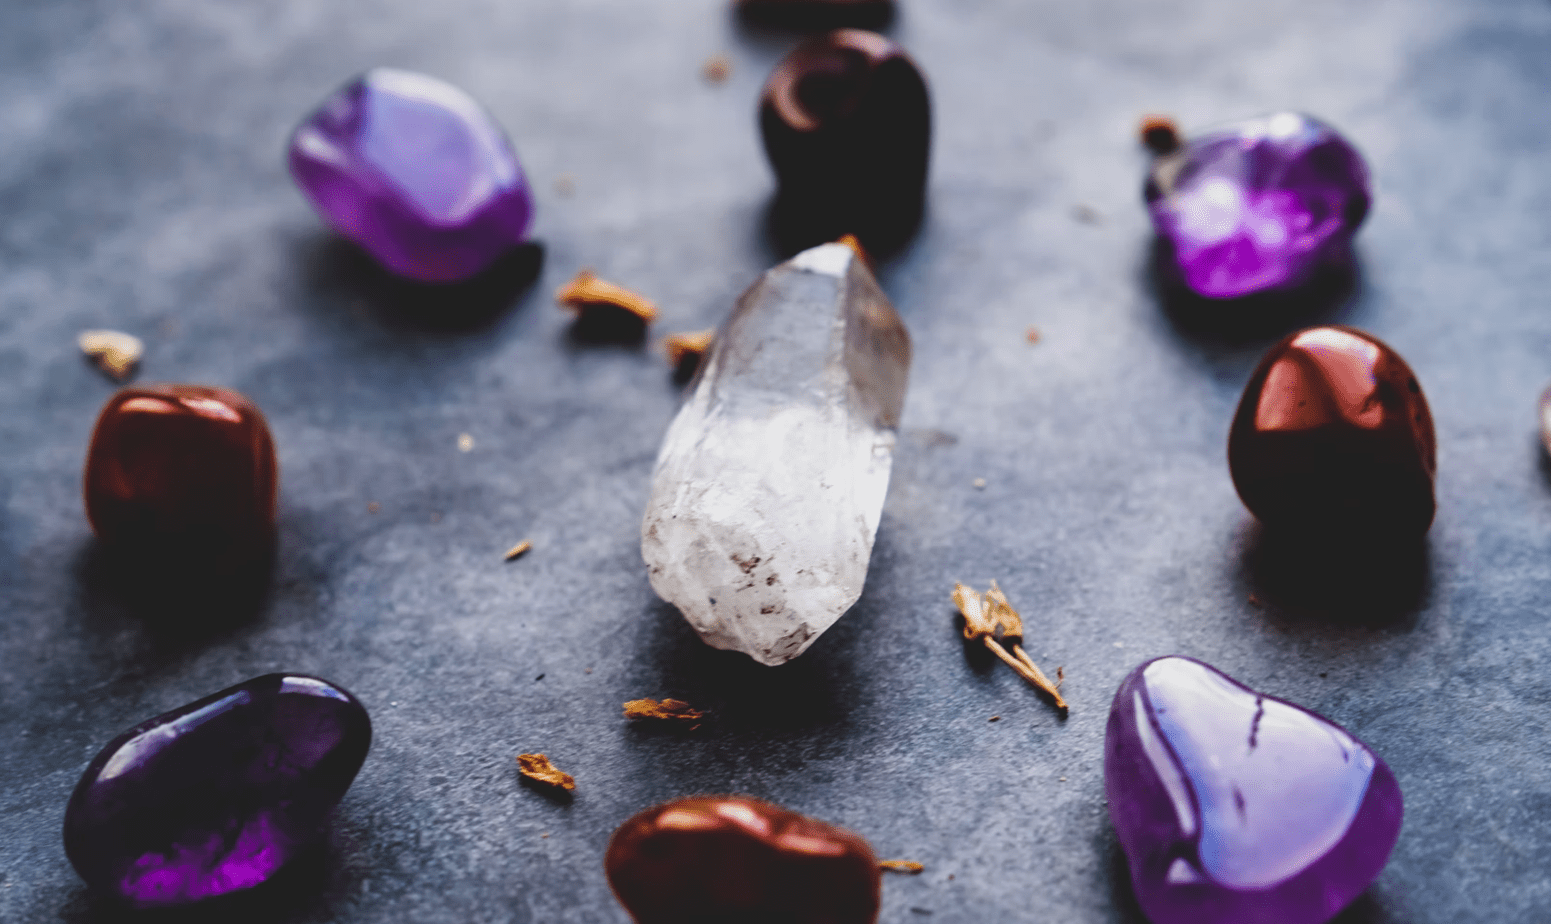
left=1228, top=326, right=1436, bottom=541
left=759, top=29, right=930, bottom=255
left=605, top=795, right=881, bottom=924
left=85, top=384, right=278, bottom=569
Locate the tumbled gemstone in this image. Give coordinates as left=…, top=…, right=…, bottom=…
left=289, top=68, right=533, bottom=283
left=1145, top=113, right=1369, bottom=299
left=64, top=674, right=371, bottom=907
left=1105, top=657, right=1402, bottom=924
left=1228, top=325, right=1436, bottom=542
left=737, top=0, right=895, bottom=30
left=760, top=30, right=930, bottom=255
left=606, top=796, right=881, bottom=924
left=85, top=384, right=278, bottom=573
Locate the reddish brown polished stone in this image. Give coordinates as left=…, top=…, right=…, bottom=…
left=1228, top=326, right=1436, bottom=541
left=605, top=796, right=881, bottom=924
left=759, top=29, right=929, bottom=255
left=85, top=384, right=278, bottom=570
left=738, top=0, right=895, bottom=30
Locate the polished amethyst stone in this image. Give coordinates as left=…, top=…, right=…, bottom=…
left=64, top=674, right=371, bottom=907
left=289, top=68, right=533, bottom=282
left=1105, top=657, right=1402, bottom=924
left=1145, top=113, right=1369, bottom=299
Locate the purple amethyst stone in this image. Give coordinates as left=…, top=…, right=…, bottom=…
left=1105, top=657, right=1402, bottom=924
left=289, top=68, right=534, bottom=283
left=63, top=674, right=371, bottom=907
left=1145, top=113, right=1370, bottom=299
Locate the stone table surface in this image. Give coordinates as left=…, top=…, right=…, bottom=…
left=3, top=1, right=1550, bottom=921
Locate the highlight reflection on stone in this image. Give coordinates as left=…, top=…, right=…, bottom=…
left=1105, top=657, right=1402, bottom=924
left=1228, top=325, right=1436, bottom=542
left=641, top=241, right=910, bottom=665
left=289, top=68, right=533, bottom=283
left=64, top=675, right=371, bottom=907
left=606, top=796, right=880, bottom=924
left=1146, top=113, right=1369, bottom=299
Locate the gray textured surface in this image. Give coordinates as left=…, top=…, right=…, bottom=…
left=2, top=0, right=1550, bottom=921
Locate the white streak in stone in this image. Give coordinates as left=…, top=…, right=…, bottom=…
left=640, top=243, right=910, bottom=665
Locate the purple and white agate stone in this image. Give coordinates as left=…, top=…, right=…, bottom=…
left=289, top=68, right=534, bottom=283
left=1105, top=657, right=1402, bottom=924
left=63, top=674, right=371, bottom=907
left=1145, top=113, right=1370, bottom=299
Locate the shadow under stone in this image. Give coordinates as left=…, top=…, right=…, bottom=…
left=75, top=537, right=274, bottom=647
left=1238, top=521, right=1430, bottom=631
left=1149, top=237, right=1360, bottom=349
left=302, top=236, right=545, bottom=334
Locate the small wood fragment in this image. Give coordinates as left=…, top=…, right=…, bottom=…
left=988, top=715, right=1001, bottom=723
left=516, top=753, right=575, bottom=790
left=836, top=233, right=872, bottom=271
left=367, top=502, right=381, bottom=514
left=623, top=697, right=707, bottom=726
left=663, top=329, right=715, bottom=369
left=702, top=53, right=732, bottom=84
left=880, top=860, right=925, bottom=874
left=556, top=270, right=658, bottom=322
left=504, top=540, right=533, bottom=562
left=78, top=330, right=143, bottom=380
left=1139, top=115, right=1181, bottom=155
left=1025, top=326, right=1042, bottom=344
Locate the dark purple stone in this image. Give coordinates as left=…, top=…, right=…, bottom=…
left=289, top=68, right=534, bottom=283
left=64, top=674, right=371, bottom=907
left=1105, top=657, right=1402, bottom=924
left=1145, top=113, right=1370, bottom=299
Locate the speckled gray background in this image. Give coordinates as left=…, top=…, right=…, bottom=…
left=3, top=0, right=1550, bottom=921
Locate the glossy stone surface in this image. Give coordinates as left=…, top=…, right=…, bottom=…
left=63, top=674, right=371, bottom=907
left=1145, top=113, right=1369, bottom=299
left=605, top=796, right=880, bottom=924
left=641, top=241, right=911, bottom=665
left=760, top=30, right=929, bottom=255
left=1228, top=326, right=1436, bottom=542
left=289, top=68, right=534, bottom=282
left=1105, top=657, right=1403, bottom=924
left=85, top=383, right=279, bottom=571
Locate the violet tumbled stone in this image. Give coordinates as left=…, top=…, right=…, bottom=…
left=1145, top=113, right=1370, bottom=299
left=289, top=68, right=534, bottom=282
left=1105, top=657, right=1401, bottom=924
left=64, top=674, right=371, bottom=907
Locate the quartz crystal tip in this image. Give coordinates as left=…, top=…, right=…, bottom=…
left=641, top=241, right=910, bottom=665
left=288, top=68, right=534, bottom=283
left=1145, top=112, right=1369, bottom=299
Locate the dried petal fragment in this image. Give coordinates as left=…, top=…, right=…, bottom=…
left=879, top=859, right=925, bottom=874
left=516, top=753, right=575, bottom=790
left=556, top=270, right=658, bottom=322
left=662, top=329, right=715, bottom=369
left=623, top=698, right=707, bottom=724
left=78, top=330, right=143, bottom=380
left=952, top=581, right=1067, bottom=714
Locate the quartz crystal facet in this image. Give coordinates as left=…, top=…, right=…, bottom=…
left=606, top=795, right=881, bottom=924
left=1105, top=657, right=1402, bottom=924
left=1146, top=113, right=1369, bottom=299
left=1228, top=325, right=1436, bottom=542
left=64, top=675, right=371, bottom=907
left=641, top=241, right=910, bottom=665
left=289, top=68, right=533, bottom=283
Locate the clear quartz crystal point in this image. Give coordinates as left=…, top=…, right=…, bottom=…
left=641, top=242, right=911, bottom=665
